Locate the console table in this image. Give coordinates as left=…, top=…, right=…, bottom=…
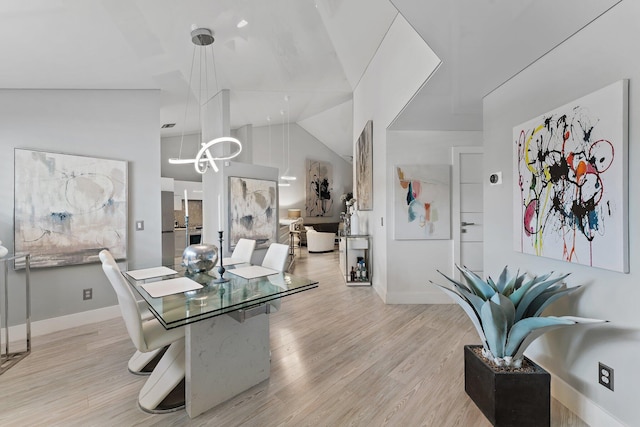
left=1, top=254, right=31, bottom=375
left=339, top=235, right=371, bottom=286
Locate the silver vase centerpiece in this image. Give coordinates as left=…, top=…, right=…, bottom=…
left=182, top=244, right=219, bottom=274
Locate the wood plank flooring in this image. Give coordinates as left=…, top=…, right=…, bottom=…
left=0, top=249, right=588, bottom=426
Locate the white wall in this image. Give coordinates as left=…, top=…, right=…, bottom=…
left=161, top=133, right=204, bottom=182
left=252, top=122, right=352, bottom=223
left=483, top=2, right=637, bottom=425
left=386, top=131, right=482, bottom=303
left=0, top=89, right=160, bottom=323
left=352, top=14, right=441, bottom=300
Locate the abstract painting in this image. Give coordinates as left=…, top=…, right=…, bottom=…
left=229, top=176, right=277, bottom=250
left=14, top=149, right=127, bottom=268
left=356, top=120, right=373, bottom=211
left=305, top=159, right=334, bottom=217
left=394, top=164, right=451, bottom=240
left=513, top=80, right=628, bottom=272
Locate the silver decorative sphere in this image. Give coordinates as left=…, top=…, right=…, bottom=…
left=182, top=244, right=218, bottom=273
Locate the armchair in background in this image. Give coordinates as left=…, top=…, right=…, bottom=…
left=306, top=229, right=335, bottom=253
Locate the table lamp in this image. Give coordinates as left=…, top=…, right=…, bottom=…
left=288, top=209, right=301, bottom=219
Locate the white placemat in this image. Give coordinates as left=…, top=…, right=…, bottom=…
left=126, top=266, right=177, bottom=281
left=221, top=257, right=246, bottom=266
left=228, top=265, right=279, bottom=279
left=140, top=277, right=202, bottom=298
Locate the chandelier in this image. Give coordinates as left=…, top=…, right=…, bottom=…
left=168, top=27, right=242, bottom=174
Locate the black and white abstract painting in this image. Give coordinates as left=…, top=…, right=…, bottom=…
left=229, top=176, right=277, bottom=250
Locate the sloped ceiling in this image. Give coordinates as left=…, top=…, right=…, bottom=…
left=0, top=0, right=622, bottom=158
left=0, top=0, right=395, bottom=155
left=390, top=0, right=622, bottom=130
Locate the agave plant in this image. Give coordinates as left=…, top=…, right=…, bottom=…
left=432, top=265, right=605, bottom=368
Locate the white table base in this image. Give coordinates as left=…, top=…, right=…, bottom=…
left=185, top=312, right=270, bottom=418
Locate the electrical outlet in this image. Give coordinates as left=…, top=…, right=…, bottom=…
left=599, top=362, right=614, bottom=391
left=83, top=288, right=93, bottom=301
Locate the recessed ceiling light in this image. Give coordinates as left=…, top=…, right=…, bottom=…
left=161, top=123, right=176, bottom=128
left=237, top=19, right=248, bottom=28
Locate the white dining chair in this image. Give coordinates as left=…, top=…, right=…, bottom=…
left=261, top=243, right=290, bottom=272
left=99, top=250, right=186, bottom=413
left=231, top=238, right=256, bottom=264
left=261, top=243, right=290, bottom=311
left=99, top=251, right=169, bottom=375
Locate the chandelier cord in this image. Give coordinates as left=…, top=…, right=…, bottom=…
left=177, top=45, right=198, bottom=161
left=287, top=97, right=290, bottom=174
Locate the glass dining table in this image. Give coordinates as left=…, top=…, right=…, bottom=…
left=123, top=262, right=318, bottom=418
left=124, top=263, right=318, bottom=329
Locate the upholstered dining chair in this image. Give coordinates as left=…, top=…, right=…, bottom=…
left=99, top=250, right=186, bottom=413
left=261, top=243, right=290, bottom=311
left=261, top=243, right=290, bottom=272
left=231, top=238, right=256, bottom=264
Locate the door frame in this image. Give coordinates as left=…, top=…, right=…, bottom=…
left=452, top=146, right=484, bottom=280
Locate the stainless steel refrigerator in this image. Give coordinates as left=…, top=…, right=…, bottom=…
left=161, top=191, right=175, bottom=265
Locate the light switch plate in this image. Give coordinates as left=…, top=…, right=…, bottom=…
left=136, top=220, right=144, bottom=231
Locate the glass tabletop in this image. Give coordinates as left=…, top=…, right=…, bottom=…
left=123, top=264, right=318, bottom=329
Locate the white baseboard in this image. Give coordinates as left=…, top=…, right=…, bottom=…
left=538, top=362, right=625, bottom=427
left=1, top=305, right=121, bottom=345
left=384, top=290, right=453, bottom=304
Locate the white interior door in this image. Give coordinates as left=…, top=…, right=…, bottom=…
left=452, top=147, right=484, bottom=279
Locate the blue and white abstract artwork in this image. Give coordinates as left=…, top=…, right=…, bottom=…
left=14, top=149, right=127, bottom=268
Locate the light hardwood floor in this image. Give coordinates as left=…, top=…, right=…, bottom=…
left=0, top=249, right=588, bottom=426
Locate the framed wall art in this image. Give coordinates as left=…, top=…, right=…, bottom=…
left=305, top=159, right=334, bottom=217
left=356, top=120, right=373, bottom=211
left=14, top=149, right=127, bottom=268
left=513, top=79, right=628, bottom=272
left=229, top=176, right=277, bottom=250
left=394, top=164, right=451, bottom=240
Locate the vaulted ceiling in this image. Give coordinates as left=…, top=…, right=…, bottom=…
left=0, top=0, right=621, bottom=158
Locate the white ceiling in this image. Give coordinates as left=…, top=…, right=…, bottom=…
left=390, top=0, right=622, bottom=130
left=0, top=0, right=395, bottom=154
left=0, top=0, right=622, bottom=156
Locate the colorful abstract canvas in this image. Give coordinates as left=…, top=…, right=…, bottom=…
left=14, top=149, right=127, bottom=268
left=356, top=120, right=373, bottom=211
left=305, top=159, right=334, bottom=217
left=229, top=176, right=277, bottom=250
left=394, top=164, right=451, bottom=240
left=513, top=80, right=628, bottom=272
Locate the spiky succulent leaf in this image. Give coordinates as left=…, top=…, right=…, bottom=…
left=511, top=272, right=555, bottom=304
left=501, top=274, right=518, bottom=297
left=530, top=271, right=555, bottom=285
left=511, top=316, right=607, bottom=361
left=514, top=273, right=571, bottom=320
left=453, top=284, right=485, bottom=317
left=495, top=266, right=509, bottom=292
left=436, top=270, right=472, bottom=294
left=456, top=265, right=495, bottom=300
left=487, top=276, right=498, bottom=292
left=504, top=316, right=575, bottom=357
left=480, top=299, right=508, bottom=358
left=433, top=284, right=489, bottom=351
left=491, top=292, right=515, bottom=331
left=508, top=279, right=536, bottom=307
left=512, top=270, right=526, bottom=290
left=527, top=286, right=581, bottom=318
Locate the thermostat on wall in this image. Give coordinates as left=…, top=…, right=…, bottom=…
left=489, top=171, right=502, bottom=186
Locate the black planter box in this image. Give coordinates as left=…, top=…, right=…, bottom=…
left=464, top=345, right=550, bottom=427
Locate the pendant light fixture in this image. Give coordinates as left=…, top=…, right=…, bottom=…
left=280, top=95, right=297, bottom=181
left=168, top=26, right=242, bottom=174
